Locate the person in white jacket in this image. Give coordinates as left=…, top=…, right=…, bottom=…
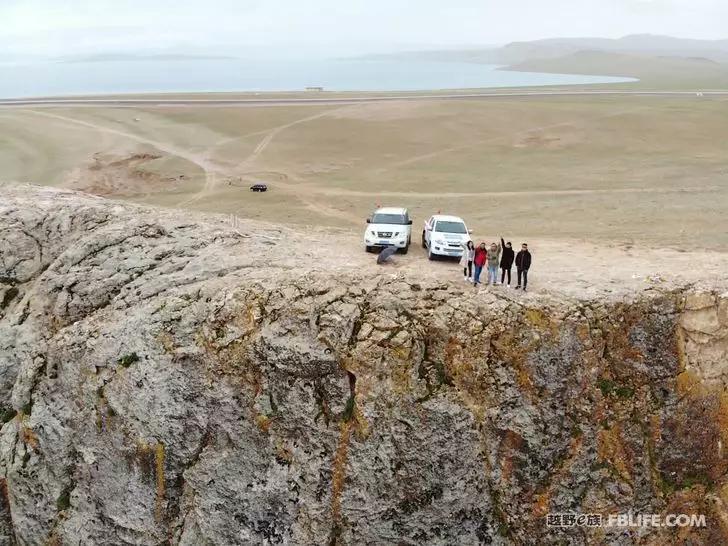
left=460, top=240, right=475, bottom=282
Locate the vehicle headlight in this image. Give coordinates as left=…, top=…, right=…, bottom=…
left=393, top=232, right=400, bottom=237
left=369, top=230, right=376, bottom=237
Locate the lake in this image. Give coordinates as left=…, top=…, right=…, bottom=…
left=0, top=58, right=636, bottom=99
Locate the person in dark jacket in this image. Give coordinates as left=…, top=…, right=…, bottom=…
left=473, top=242, right=487, bottom=285
left=515, top=243, right=532, bottom=291
left=499, top=238, right=514, bottom=287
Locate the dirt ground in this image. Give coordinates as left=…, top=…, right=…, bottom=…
left=1, top=95, right=727, bottom=259
left=201, top=209, right=728, bottom=300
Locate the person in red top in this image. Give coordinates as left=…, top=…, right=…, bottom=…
left=472, top=242, right=488, bottom=285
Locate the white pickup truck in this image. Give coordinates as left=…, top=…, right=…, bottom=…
left=421, top=214, right=471, bottom=260
left=364, top=207, right=413, bottom=254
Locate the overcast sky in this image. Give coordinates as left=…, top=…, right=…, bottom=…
left=2, top=0, right=728, bottom=58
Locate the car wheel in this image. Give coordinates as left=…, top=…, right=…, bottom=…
left=365, top=246, right=373, bottom=253
left=428, top=247, right=436, bottom=260
left=421, top=231, right=427, bottom=249
left=400, top=243, right=409, bottom=255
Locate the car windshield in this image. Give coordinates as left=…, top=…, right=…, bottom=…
left=435, top=221, right=467, bottom=234
left=371, top=213, right=406, bottom=225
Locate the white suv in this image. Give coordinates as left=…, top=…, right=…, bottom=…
left=364, top=207, right=413, bottom=254
left=422, top=214, right=471, bottom=260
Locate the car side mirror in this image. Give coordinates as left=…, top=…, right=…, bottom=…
left=407, top=220, right=413, bottom=225
left=366, top=219, right=371, bottom=223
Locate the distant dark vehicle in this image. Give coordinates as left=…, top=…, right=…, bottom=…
left=250, top=184, right=268, bottom=192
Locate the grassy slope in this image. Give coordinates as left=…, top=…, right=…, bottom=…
left=2, top=96, right=728, bottom=250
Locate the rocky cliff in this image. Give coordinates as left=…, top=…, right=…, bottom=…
left=1, top=186, right=727, bottom=545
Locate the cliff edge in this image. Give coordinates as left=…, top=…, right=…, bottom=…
left=1, top=186, right=727, bottom=545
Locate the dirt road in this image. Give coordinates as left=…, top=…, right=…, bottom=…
left=2, top=89, right=728, bottom=108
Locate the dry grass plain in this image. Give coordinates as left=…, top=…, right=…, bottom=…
left=1, top=95, right=727, bottom=251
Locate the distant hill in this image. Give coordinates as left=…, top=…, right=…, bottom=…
left=374, top=34, right=728, bottom=64
left=504, top=50, right=728, bottom=89
left=58, top=53, right=237, bottom=63
left=494, top=34, right=728, bottom=63
left=365, top=34, right=728, bottom=88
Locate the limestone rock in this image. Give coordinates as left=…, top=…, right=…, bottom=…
left=0, top=186, right=727, bottom=545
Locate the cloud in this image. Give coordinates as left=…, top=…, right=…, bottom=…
left=0, top=0, right=726, bottom=58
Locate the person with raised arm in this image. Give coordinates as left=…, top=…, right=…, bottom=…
left=500, top=238, right=514, bottom=288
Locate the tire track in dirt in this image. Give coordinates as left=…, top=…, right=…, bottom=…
left=21, top=104, right=712, bottom=227
left=300, top=198, right=362, bottom=225
left=24, top=109, right=215, bottom=172
left=221, top=104, right=704, bottom=211
left=22, top=109, right=220, bottom=207
left=205, top=106, right=365, bottom=222
left=284, top=185, right=722, bottom=200
left=179, top=107, right=355, bottom=210
left=232, top=107, right=353, bottom=170
left=209, top=110, right=333, bottom=151
left=376, top=105, right=651, bottom=173
left=21, top=109, right=314, bottom=213
left=205, top=103, right=694, bottom=224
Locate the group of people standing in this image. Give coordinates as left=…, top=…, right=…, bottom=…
left=460, top=238, right=533, bottom=291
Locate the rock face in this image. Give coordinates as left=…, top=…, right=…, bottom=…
left=1, top=186, right=727, bottom=545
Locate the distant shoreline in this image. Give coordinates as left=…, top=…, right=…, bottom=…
left=0, top=57, right=636, bottom=101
